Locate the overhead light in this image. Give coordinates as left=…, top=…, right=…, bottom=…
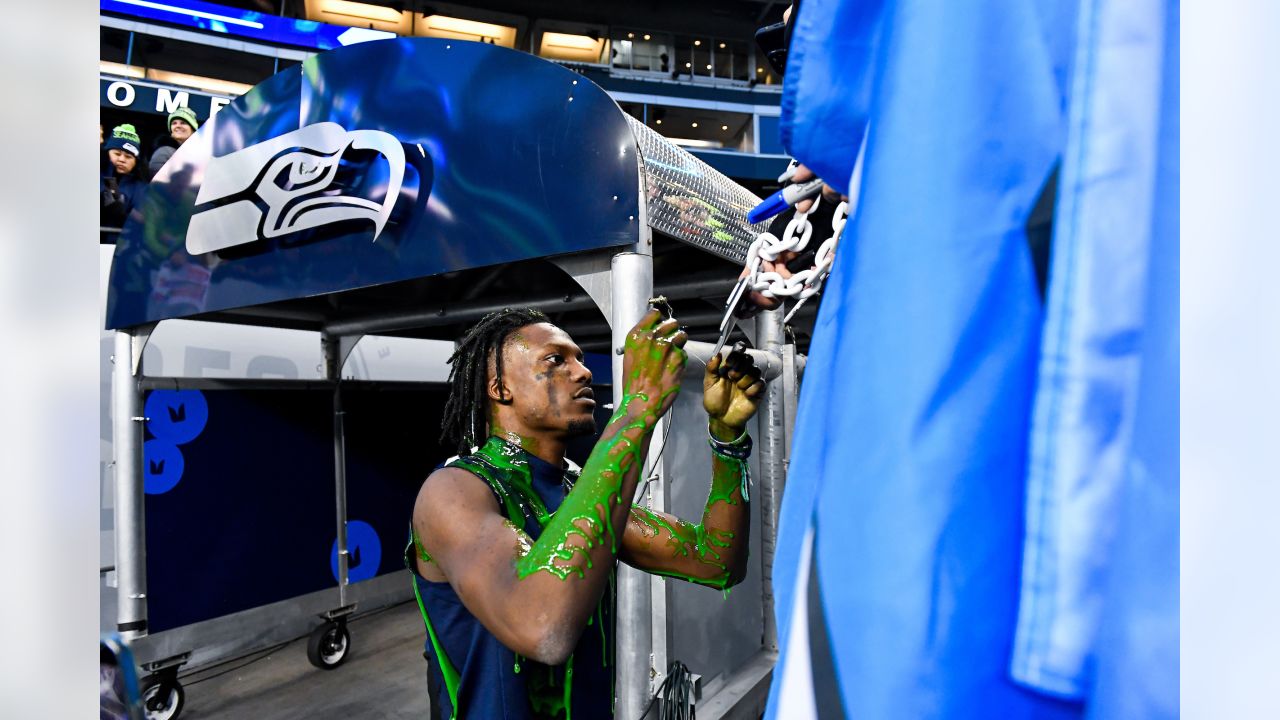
left=719, top=42, right=726, bottom=49
left=691, top=122, right=698, bottom=128
left=145, top=68, right=253, bottom=96
left=655, top=119, right=662, bottom=125
left=667, top=137, right=725, bottom=149
left=319, top=0, right=404, bottom=24
left=426, top=15, right=512, bottom=39
left=542, top=31, right=600, bottom=51
left=757, top=67, right=763, bottom=73
left=721, top=125, right=728, bottom=131
left=419, top=15, right=516, bottom=46
left=685, top=62, right=691, bottom=68
left=694, top=40, right=701, bottom=46
left=627, top=32, right=634, bottom=39
left=705, top=64, right=712, bottom=70
left=99, top=60, right=145, bottom=79
left=537, top=30, right=606, bottom=62
left=643, top=34, right=651, bottom=40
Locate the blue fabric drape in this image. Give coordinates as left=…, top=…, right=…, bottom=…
left=1012, top=0, right=1177, bottom=699
left=768, top=0, right=1078, bottom=716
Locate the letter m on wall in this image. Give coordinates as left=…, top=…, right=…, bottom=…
left=156, top=88, right=191, bottom=115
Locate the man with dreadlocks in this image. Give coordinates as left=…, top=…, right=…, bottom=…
left=407, top=305, right=765, bottom=719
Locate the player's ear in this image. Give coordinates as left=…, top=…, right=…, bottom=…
left=487, top=374, right=511, bottom=404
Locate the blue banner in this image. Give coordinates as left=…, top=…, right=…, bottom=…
left=1084, top=3, right=1179, bottom=717
left=106, top=38, right=640, bottom=329
left=1012, top=0, right=1177, bottom=700
left=767, top=0, right=1080, bottom=716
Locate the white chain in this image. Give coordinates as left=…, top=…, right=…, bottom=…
left=741, top=199, right=848, bottom=322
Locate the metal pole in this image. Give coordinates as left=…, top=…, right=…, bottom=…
left=611, top=251, right=655, bottom=720
left=754, top=309, right=786, bottom=652
left=113, top=330, right=147, bottom=639
left=323, top=337, right=350, bottom=607
left=682, top=341, right=785, bottom=382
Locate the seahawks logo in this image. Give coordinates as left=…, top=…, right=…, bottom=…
left=186, top=122, right=405, bottom=255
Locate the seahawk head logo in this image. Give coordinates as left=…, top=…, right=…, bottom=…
left=186, top=122, right=406, bottom=255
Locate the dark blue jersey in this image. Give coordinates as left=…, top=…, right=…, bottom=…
left=407, top=438, right=614, bottom=719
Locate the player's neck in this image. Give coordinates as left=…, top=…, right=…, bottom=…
left=489, top=421, right=566, bottom=469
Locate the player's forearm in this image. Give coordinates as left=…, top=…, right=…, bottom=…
left=699, top=452, right=751, bottom=585
left=619, top=420, right=753, bottom=589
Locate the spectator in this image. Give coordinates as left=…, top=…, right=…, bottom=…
left=99, top=123, right=112, bottom=176
left=101, top=124, right=148, bottom=233
left=148, top=106, right=199, bottom=176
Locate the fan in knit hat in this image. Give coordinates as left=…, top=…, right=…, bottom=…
left=104, top=124, right=142, bottom=158
left=168, top=106, right=199, bottom=141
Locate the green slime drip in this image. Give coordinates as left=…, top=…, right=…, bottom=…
left=515, top=393, right=656, bottom=581
left=626, top=448, right=749, bottom=590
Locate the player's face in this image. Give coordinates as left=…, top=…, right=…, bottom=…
left=497, top=323, right=596, bottom=437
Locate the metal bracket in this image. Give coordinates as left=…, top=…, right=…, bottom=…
left=781, top=343, right=799, bottom=458
left=549, top=251, right=615, bottom=327
left=320, top=604, right=358, bottom=622
left=142, top=651, right=190, bottom=675
left=321, top=334, right=364, bottom=380
left=121, top=323, right=156, bottom=376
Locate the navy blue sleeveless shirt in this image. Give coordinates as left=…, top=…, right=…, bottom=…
left=407, top=438, right=615, bottom=719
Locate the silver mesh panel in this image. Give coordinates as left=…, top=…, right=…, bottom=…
left=627, top=116, right=767, bottom=264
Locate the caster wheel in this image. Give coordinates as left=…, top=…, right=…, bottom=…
left=142, top=679, right=185, bottom=720
left=307, top=621, right=351, bottom=670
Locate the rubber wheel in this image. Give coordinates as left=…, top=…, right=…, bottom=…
left=306, top=621, right=351, bottom=670
left=142, top=680, right=185, bottom=720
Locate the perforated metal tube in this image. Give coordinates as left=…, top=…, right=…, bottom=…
left=627, top=116, right=767, bottom=264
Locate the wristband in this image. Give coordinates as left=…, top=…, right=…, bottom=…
left=707, top=423, right=752, bottom=459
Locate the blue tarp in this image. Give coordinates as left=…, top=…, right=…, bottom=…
left=767, top=0, right=1177, bottom=716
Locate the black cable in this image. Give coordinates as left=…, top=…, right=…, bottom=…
left=178, top=640, right=295, bottom=687
left=176, top=599, right=417, bottom=687
left=641, top=659, right=697, bottom=720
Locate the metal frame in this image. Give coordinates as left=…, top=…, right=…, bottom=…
left=321, top=336, right=353, bottom=610
left=112, top=327, right=150, bottom=640
left=754, top=310, right=786, bottom=654
left=611, top=250, right=656, bottom=719
left=107, top=113, right=804, bottom=720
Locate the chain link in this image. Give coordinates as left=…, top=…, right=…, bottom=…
left=739, top=199, right=848, bottom=323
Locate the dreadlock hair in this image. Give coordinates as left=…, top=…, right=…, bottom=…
left=440, top=307, right=550, bottom=455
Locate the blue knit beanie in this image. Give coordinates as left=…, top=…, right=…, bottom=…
left=104, top=124, right=142, bottom=158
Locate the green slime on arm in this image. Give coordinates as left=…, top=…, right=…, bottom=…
left=515, top=392, right=657, bottom=580
left=627, top=449, right=748, bottom=590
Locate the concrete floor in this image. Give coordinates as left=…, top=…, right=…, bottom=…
left=174, top=601, right=431, bottom=720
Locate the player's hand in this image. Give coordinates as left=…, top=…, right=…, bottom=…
left=703, top=343, right=766, bottom=438
left=620, top=308, right=688, bottom=424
